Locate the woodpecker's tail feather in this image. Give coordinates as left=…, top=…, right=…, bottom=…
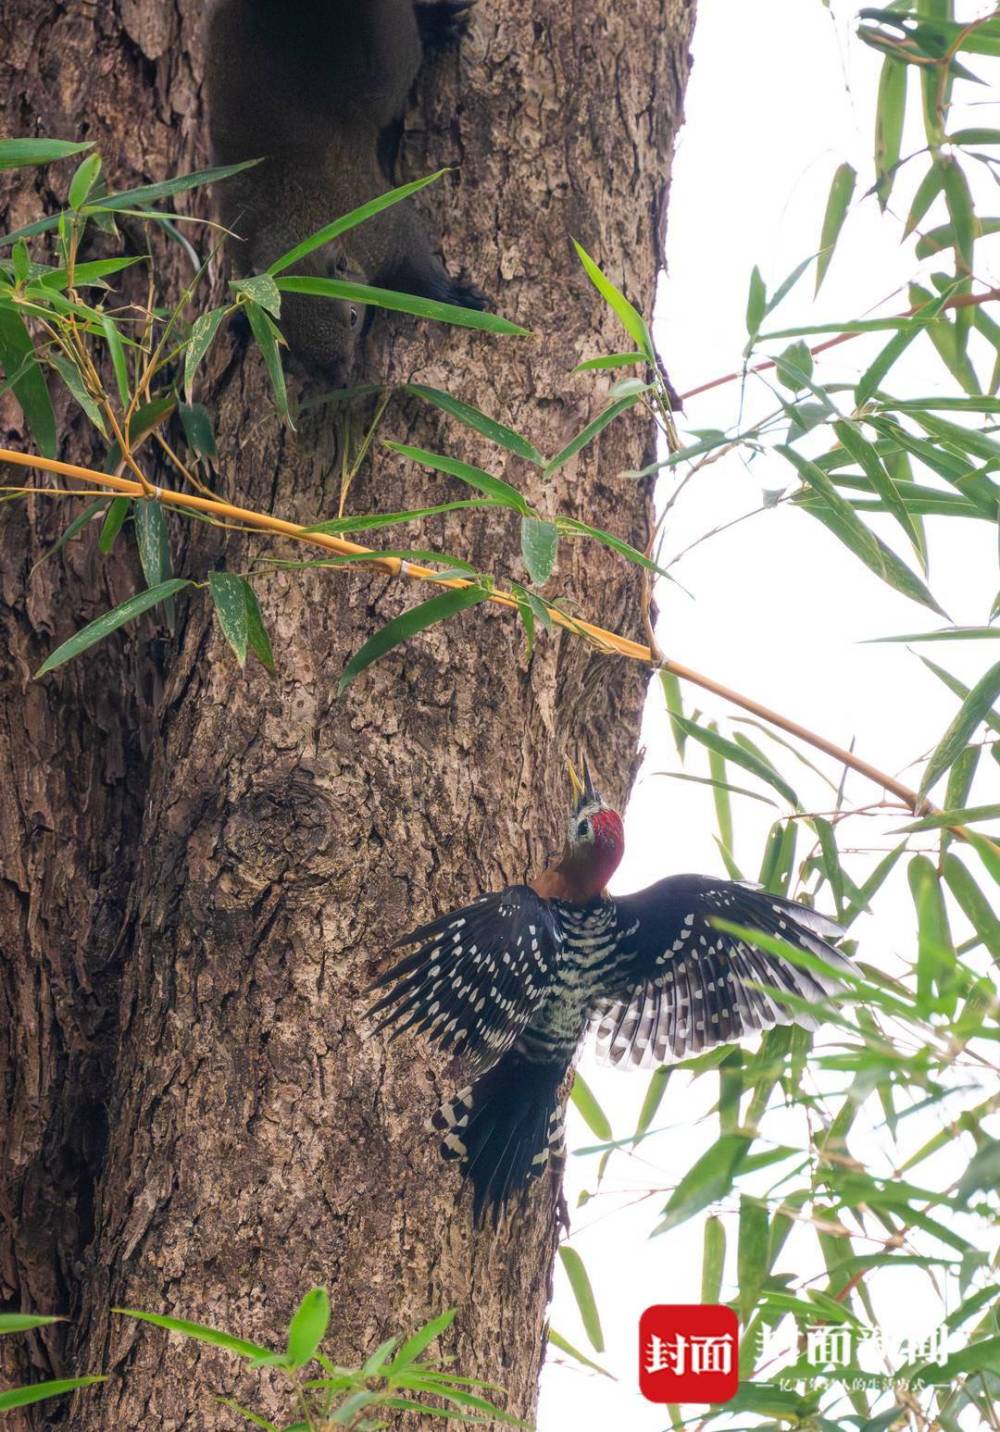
left=428, top=1054, right=566, bottom=1225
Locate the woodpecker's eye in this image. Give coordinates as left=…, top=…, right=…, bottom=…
left=576, top=818, right=593, bottom=842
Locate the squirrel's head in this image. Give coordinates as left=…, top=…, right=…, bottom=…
left=280, top=250, right=368, bottom=388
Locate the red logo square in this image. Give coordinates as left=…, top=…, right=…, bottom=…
left=639, top=1304, right=739, bottom=1404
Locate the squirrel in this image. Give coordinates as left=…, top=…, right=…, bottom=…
left=206, top=1, right=487, bottom=383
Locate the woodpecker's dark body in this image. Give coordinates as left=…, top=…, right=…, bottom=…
left=369, top=861, right=850, bottom=1223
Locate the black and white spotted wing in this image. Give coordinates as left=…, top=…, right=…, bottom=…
left=591, top=876, right=850, bottom=1067
left=366, top=885, right=563, bottom=1070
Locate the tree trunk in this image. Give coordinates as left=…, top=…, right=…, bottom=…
left=0, top=1, right=694, bottom=1426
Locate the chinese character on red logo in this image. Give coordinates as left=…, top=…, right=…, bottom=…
left=639, top=1305, right=739, bottom=1404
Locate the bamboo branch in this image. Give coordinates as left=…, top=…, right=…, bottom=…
left=678, top=285, right=1000, bottom=404
left=0, top=443, right=958, bottom=828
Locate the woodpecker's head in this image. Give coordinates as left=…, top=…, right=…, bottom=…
left=564, top=755, right=625, bottom=896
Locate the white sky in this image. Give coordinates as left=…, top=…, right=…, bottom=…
left=538, top=2, right=999, bottom=1428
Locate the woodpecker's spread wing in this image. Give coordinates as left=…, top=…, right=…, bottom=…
left=591, top=876, right=850, bottom=1067
left=366, top=886, right=562, bottom=1069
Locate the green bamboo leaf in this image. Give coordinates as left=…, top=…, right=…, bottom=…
left=707, top=723, right=733, bottom=852
left=653, top=771, right=779, bottom=809
left=134, top=500, right=173, bottom=631
left=209, top=571, right=250, bottom=667
left=904, top=161, right=947, bottom=238
left=384, top=441, right=530, bottom=514
left=874, top=55, right=907, bottom=209
left=737, top=1196, right=770, bottom=1326
left=745, top=265, right=766, bottom=338
left=285, top=1287, right=330, bottom=1370
left=917, top=654, right=1000, bottom=738
left=670, top=715, right=799, bottom=807
left=0, top=304, right=56, bottom=456
left=569, top=1071, right=612, bottom=1141
left=571, top=351, right=645, bottom=374
left=338, top=584, right=488, bottom=693
left=833, top=420, right=925, bottom=566
left=841, top=844, right=905, bottom=926
left=48, top=353, right=107, bottom=434
left=941, top=853, right=1000, bottom=966
left=520, top=516, right=558, bottom=585
left=35, top=579, right=191, bottom=677
left=303, top=499, right=493, bottom=536
left=571, top=239, right=653, bottom=358
left=268, top=171, right=447, bottom=275
left=99, top=496, right=130, bottom=554
left=276, top=275, right=528, bottom=335
left=231, top=272, right=282, bottom=318
left=244, top=582, right=275, bottom=672
left=31, top=497, right=108, bottom=569
left=112, top=1306, right=272, bottom=1360
left=659, top=669, right=687, bottom=759
left=816, top=162, right=856, bottom=292
left=0, top=138, right=93, bottom=171
left=184, top=306, right=227, bottom=403
left=870, top=626, right=1000, bottom=644
left=384, top=1309, right=456, bottom=1374
left=544, top=395, right=639, bottom=476
left=901, top=801, right=1000, bottom=831
left=244, top=299, right=289, bottom=423
left=653, top=1134, right=752, bottom=1236
left=555, top=515, right=669, bottom=580
left=100, top=312, right=131, bottom=405
left=920, top=658, right=1000, bottom=796
left=951, top=127, right=1000, bottom=144
left=0, top=1313, right=63, bottom=1334
left=701, top=1216, right=726, bottom=1305
left=802, top=500, right=947, bottom=616
left=908, top=854, right=957, bottom=1013
left=634, top=1066, right=670, bottom=1143
left=547, top=1329, right=615, bottom=1379
left=213, top=1397, right=279, bottom=1431
left=558, top=1247, right=604, bottom=1353
left=179, top=401, right=217, bottom=462
left=774, top=340, right=813, bottom=392
left=405, top=384, right=542, bottom=465
left=68, top=151, right=102, bottom=210
left=0, top=1377, right=106, bottom=1412
left=780, top=445, right=886, bottom=572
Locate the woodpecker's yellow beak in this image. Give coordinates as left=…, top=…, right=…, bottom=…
left=567, top=757, right=587, bottom=807
left=567, top=754, right=599, bottom=811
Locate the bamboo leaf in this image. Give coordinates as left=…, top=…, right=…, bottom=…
left=405, top=384, right=542, bottom=465
left=244, top=300, right=289, bottom=423
left=571, top=351, right=645, bottom=373
left=0, top=138, right=93, bottom=171
left=546, top=1329, right=615, bottom=1379
left=338, top=584, right=488, bottom=693
left=874, top=54, right=908, bottom=209
left=670, top=715, right=799, bottom=807
left=920, top=658, right=1000, bottom=796
left=634, top=1066, right=671, bottom=1143
left=833, top=420, right=925, bottom=566
left=68, top=151, right=102, bottom=210
left=244, top=582, right=275, bottom=672
left=904, top=160, right=947, bottom=238
left=268, top=171, right=447, bottom=275
left=520, top=517, right=558, bottom=585
left=0, top=1377, right=106, bottom=1412
left=745, top=265, right=766, bottom=338
left=112, top=1306, right=272, bottom=1360
left=209, top=571, right=250, bottom=667
left=571, top=239, right=653, bottom=359
left=0, top=304, right=57, bottom=456
left=653, top=1134, right=752, bottom=1236
left=737, top=1196, right=770, bottom=1326
left=558, top=1247, right=604, bottom=1353
left=285, top=1287, right=330, bottom=1370
left=816, top=162, right=856, bottom=292
left=701, top=1216, right=726, bottom=1305
left=0, top=1314, right=63, bottom=1334
left=35, top=579, right=191, bottom=677
left=384, top=1309, right=456, bottom=1374
left=570, top=1070, right=612, bottom=1141
left=99, top=497, right=130, bottom=554
left=184, top=306, right=227, bottom=403
left=384, top=442, right=530, bottom=514
left=276, top=275, right=528, bottom=335
left=544, top=395, right=640, bottom=476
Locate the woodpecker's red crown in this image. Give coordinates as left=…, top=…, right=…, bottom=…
left=566, top=756, right=625, bottom=891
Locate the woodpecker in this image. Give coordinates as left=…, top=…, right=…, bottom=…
left=367, top=758, right=850, bottom=1223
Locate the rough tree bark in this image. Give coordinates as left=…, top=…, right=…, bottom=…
left=0, top=1, right=694, bottom=1426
